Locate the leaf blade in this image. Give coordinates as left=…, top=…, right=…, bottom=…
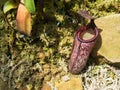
left=24, top=0, right=35, bottom=14
left=3, top=0, right=18, bottom=13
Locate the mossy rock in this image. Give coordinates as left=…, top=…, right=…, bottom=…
left=94, top=14, right=120, bottom=64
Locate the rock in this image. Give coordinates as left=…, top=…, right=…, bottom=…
left=61, top=75, right=70, bottom=82
left=55, top=77, right=83, bottom=90
left=94, top=14, right=120, bottom=63
left=41, top=83, right=52, bottom=90
left=37, top=52, right=46, bottom=60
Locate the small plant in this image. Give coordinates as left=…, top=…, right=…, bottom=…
left=3, top=0, right=36, bottom=36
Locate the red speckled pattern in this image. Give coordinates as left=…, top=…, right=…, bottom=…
left=68, top=21, right=98, bottom=74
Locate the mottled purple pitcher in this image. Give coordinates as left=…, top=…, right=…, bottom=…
left=68, top=19, right=98, bottom=74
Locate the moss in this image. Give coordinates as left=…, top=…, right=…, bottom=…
left=0, top=0, right=120, bottom=89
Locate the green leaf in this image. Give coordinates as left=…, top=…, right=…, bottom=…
left=3, top=0, right=18, bottom=13
left=24, top=0, right=35, bottom=14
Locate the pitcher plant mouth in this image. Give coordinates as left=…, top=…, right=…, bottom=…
left=68, top=19, right=99, bottom=74
left=77, top=26, right=98, bottom=43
